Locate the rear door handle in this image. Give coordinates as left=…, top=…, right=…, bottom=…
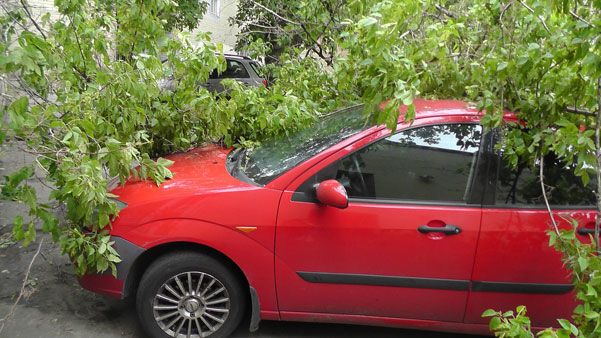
left=577, top=227, right=595, bottom=236
left=418, top=224, right=462, bottom=235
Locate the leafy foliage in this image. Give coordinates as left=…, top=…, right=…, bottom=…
left=163, top=0, right=208, bottom=31
left=2, top=3, right=601, bottom=337
left=0, top=0, right=317, bottom=275
left=233, top=0, right=348, bottom=64
left=483, top=305, right=579, bottom=338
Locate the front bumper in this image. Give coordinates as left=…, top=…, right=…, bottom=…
left=78, top=236, right=144, bottom=299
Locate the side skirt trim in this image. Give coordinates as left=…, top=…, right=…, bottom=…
left=297, top=272, right=469, bottom=291
left=471, top=281, right=573, bottom=294
left=297, top=272, right=573, bottom=294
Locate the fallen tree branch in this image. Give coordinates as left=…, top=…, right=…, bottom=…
left=517, top=0, right=550, bottom=33
left=540, top=154, right=560, bottom=236
left=248, top=0, right=300, bottom=26
left=566, top=106, right=595, bottom=116
left=434, top=4, right=457, bottom=19
left=569, top=10, right=594, bottom=28
left=0, top=238, right=45, bottom=335
left=595, top=76, right=601, bottom=254
left=19, top=0, right=48, bottom=39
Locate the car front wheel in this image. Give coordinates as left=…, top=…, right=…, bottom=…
left=136, top=251, right=246, bottom=338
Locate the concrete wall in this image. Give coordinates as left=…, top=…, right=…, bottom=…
left=194, top=0, right=240, bottom=52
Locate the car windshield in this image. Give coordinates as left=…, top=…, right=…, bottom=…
left=235, top=105, right=372, bottom=185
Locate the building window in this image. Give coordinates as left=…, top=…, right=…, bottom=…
left=207, top=0, right=220, bottom=17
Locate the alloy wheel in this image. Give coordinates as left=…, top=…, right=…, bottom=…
left=152, top=271, right=230, bottom=337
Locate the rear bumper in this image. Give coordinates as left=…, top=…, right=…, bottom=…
left=77, top=236, right=144, bottom=299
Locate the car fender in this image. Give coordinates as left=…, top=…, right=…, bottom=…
left=115, top=218, right=278, bottom=315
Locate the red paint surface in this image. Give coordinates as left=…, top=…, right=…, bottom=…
left=78, top=274, right=124, bottom=299
left=465, top=208, right=587, bottom=326
left=315, top=179, right=349, bottom=208
left=81, top=100, right=579, bottom=334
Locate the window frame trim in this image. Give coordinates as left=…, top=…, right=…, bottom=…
left=292, top=122, right=488, bottom=207
left=206, top=0, right=221, bottom=18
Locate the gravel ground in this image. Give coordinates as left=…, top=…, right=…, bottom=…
left=0, top=142, right=485, bottom=338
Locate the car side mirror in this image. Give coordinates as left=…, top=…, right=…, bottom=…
left=315, top=180, right=348, bottom=209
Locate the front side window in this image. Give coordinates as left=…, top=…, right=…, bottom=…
left=296, top=124, right=483, bottom=203
left=495, top=154, right=596, bottom=207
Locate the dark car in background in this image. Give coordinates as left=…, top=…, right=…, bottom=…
left=203, top=54, right=267, bottom=93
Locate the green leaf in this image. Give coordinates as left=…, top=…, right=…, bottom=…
left=358, top=17, right=378, bottom=27
left=482, top=309, right=498, bottom=317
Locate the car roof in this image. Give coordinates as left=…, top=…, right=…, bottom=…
left=398, top=99, right=517, bottom=122
left=222, top=54, right=255, bottom=62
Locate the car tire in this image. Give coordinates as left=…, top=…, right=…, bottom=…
left=136, top=251, right=247, bottom=338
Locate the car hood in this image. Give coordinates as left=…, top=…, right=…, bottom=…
left=111, top=144, right=253, bottom=205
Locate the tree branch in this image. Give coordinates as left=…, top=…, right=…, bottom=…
left=0, top=238, right=45, bottom=335
left=566, top=106, right=595, bottom=116
left=517, top=0, right=550, bottom=33
left=434, top=4, right=457, bottom=19
left=231, top=17, right=282, bottom=31
left=19, top=0, right=47, bottom=39
left=540, top=154, right=561, bottom=236
left=595, top=76, right=601, bottom=254
left=248, top=0, right=300, bottom=26
left=569, top=10, right=594, bottom=28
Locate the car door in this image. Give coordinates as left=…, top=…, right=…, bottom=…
left=275, top=118, right=487, bottom=322
left=465, top=141, right=595, bottom=327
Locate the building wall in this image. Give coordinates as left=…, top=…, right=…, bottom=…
left=195, top=0, right=240, bottom=52
left=25, top=0, right=240, bottom=51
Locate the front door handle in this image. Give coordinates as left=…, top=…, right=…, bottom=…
left=418, top=224, right=462, bottom=235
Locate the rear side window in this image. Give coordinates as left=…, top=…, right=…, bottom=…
left=495, top=155, right=596, bottom=207
left=249, top=62, right=262, bottom=77
left=210, top=60, right=250, bottom=79
left=296, top=124, right=483, bottom=203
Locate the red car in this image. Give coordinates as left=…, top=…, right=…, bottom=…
left=80, top=100, right=594, bottom=338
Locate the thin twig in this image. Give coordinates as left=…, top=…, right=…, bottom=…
left=540, top=154, right=561, bottom=236
left=569, top=10, right=594, bottom=27
left=434, top=4, right=457, bottom=19
left=248, top=0, right=300, bottom=26
left=499, top=1, right=515, bottom=24
left=231, top=18, right=282, bottom=31
left=18, top=0, right=47, bottom=39
left=517, top=0, right=550, bottom=33
left=0, top=238, right=45, bottom=335
left=566, top=106, right=595, bottom=116
left=595, top=76, right=601, bottom=254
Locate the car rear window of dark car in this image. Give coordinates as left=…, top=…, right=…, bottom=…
left=210, top=59, right=250, bottom=79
